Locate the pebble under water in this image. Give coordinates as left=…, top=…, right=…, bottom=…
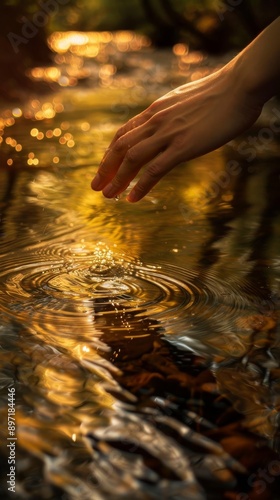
left=1, top=31, right=280, bottom=499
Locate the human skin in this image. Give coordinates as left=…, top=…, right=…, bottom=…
left=91, top=17, right=280, bottom=203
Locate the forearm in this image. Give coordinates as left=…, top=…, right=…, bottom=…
left=230, top=17, right=280, bottom=106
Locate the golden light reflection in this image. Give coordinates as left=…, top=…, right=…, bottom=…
left=30, top=128, right=39, bottom=137
left=30, top=67, right=44, bottom=79
left=81, top=122, right=90, bottom=132
left=173, top=43, right=189, bottom=56
left=61, top=76, right=78, bottom=87
left=31, top=100, right=40, bottom=108
left=4, top=30, right=153, bottom=103
left=181, top=152, right=228, bottom=218
left=61, top=121, right=70, bottom=130
left=53, top=128, right=62, bottom=137
left=190, top=69, right=210, bottom=81
left=48, top=30, right=150, bottom=58
left=27, top=152, right=40, bottom=165
left=3, top=135, right=14, bottom=146
left=99, top=64, right=116, bottom=79
left=42, top=104, right=56, bottom=120
left=0, top=98, right=79, bottom=168
left=35, top=111, right=44, bottom=120
left=181, top=52, right=205, bottom=64
left=12, top=108, right=23, bottom=118
left=6, top=118, right=15, bottom=127
left=22, top=99, right=64, bottom=124
left=50, top=32, right=90, bottom=53
left=72, top=44, right=99, bottom=58
left=28, top=66, right=61, bottom=83
left=27, top=158, right=39, bottom=166
left=64, top=133, right=73, bottom=141
left=54, top=102, right=64, bottom=113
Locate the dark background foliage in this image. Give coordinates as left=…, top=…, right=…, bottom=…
left=1, top=0, right=280, bottom=99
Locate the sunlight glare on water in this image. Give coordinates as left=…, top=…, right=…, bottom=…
left=1, top=31, right=280, bottom=500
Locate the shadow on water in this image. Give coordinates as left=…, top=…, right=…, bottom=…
left=1, top=32, right=280, bottom=499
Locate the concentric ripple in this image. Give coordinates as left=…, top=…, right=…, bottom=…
left=0, top=240, right=257, bottom=359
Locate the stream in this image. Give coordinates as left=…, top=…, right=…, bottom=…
left=1, top=31, right=280, bottom=499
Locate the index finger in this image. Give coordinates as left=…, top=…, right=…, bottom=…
left=91, top=119, right=152, bottom=192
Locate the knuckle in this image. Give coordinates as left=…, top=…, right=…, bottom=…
left=172, top=134, right=186, bottom=148
left=147, top=163, right=162, bottom=178
left=150, top=113, right=162, bottom=126
left=111, top=176, right=123, bottom=190
left=173, top=115, right=187, bottom=127
left=114, top=137, right=126, bottom=152
left=96, top=168, right=107, bottom=180
left=149, top=109, right=169, bottom=127
left=96, top=162, right=108, bottom=178
left=144, top=107, right=156, bottom=120
left=114, top=126, right=126, bottom=140
left=125, top=147, right=138, bottom=165
left=148, top=100, right=162, bottom=113
left=133, top=183, right=146, bottom=196
left=128, top=112, right=141, bottom=126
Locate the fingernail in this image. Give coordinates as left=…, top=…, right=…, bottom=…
left=91, top=173, right=102, bottom=190
left=102, top=183, right=116, bottom=198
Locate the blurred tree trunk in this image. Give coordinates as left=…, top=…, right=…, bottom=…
left=0, top=3, right=52, bottom=100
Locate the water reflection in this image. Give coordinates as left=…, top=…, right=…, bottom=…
left=0, top=31, right=280, bottom=499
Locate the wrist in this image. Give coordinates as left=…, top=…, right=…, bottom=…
left=225, top=51, right=267, bottom=112
left=228, top=17, right=280, bottom=108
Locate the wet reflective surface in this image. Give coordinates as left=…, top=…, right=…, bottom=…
left=1, top=32, right=280, bottom=499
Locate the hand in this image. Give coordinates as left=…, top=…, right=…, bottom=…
left=91, top=65, right=262, bottom=202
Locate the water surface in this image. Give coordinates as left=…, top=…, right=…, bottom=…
left=1, top=31, right=280, bottom=499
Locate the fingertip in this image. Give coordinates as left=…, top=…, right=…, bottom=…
left=102, top=183, right=115, bottom=198
left=91, top=173, right=102, bottom=191
left=126, top=190, right=138, bottom=203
